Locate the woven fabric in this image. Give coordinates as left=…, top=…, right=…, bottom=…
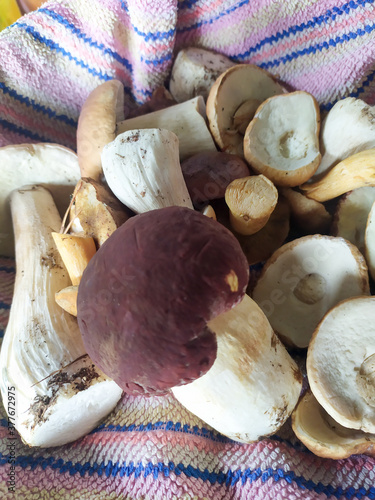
left=1, top=0, right=375, bottom=498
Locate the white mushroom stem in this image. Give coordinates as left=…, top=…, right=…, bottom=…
left=172, top=294, right=302, bottom=443
left=0, top=185, right=122, bottom=447
left=116, top=97, right=217, bottom=161
left=102, top=129, right=193, bottom=213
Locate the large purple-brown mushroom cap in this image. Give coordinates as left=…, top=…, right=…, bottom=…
left=77, top=206, right=249, bottom=395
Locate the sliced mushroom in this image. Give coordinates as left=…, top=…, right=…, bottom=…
left=252, top=235, right=370, bottom=348
left=172, top=293, right=302, bottom=442
left=365, top=201, right=375, bottom=281
left=206, top=64, right=284, bottom=156
left=244, top=91, right=321, bottom=187
left=332, top=186, right=375, bottom=254
left=0, top=143, right=80, bottom=257
left=116, top=96, right=217, bottom=161
left=301, top=148, right=375, bottom=202
left=169, top=47, right=234, bottom=103
left=292, top=390, right=375, bottom=459
left=102, top=129, right=193, bottom=213
left=225, top=175, right=278, bottom=235
left=77, top=79, right=125, bottom=181
left=280, top=187, right=332, bottom=235
left=307, top=296, right=375, bottom=433
left=312, top=97, right=375, bottom=181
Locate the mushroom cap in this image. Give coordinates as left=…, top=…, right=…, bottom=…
left=77, top=206, right=249, bottom=395
left=252, top=235, right=370, bottom=348
left=365, top=200, right=375, bottom=281
left=292, top=390, right=375, bottom=459
left=244, top=91, right=321, bottom=187
left=0, top=143, right=80, bottom=257
left=77, top=79, right=125, bottom=181
left=307, top=296, right=375, bottom=433
left=206, top=64, right=284, bottom=156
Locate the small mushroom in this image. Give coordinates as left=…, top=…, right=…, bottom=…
left=331, top=186, right=375, bottom=254
left=252, top=235, right=370, bottom=348
left=300, top=148, right=375, bottom=202
left=225, top=175, right=278, bottom=235
left=77, top=79, right=125, bottom=181
left=243, top=91, right=321, bottom=187
left=169, top=47, right=235, bottom=103
left=102, top=129, right=193, bottom=213
left=307, top=296, right=375, bottom=433
left=77, top=206, right=249, bottom=395
left=365, top=201, right=375, bottom=281
left=312, top=97, right=375, bottom=181
left=206, top=64, right=284, bottom=156
left=292, top=390, right=375, bottom=459
left=0, top=143, right=80, bottom=257
left=116, top=96, right=217, bottom=161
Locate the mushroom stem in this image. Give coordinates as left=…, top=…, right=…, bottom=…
left=116, top=97, right=217, bottom=161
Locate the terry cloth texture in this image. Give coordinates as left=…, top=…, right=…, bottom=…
left=1, top=1, right=375, bottom=499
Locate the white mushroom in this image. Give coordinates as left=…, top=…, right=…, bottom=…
left=312, top=97, right=375, bottom=181
left=0, top=185, right=122, bottom=447
left=244, top=91, right=321, bottom=187
left=307, top=296, right=375, bottom=433
left=0, top=143, right=80, bottom=257
left=252, top=235, right=370, bottom=348
left=172, top=294, right=302, bottom=443
left=206, top=64, right=284, bottom=156
left=365, top=200, right=375, bottom=281
left=169, top=47, right=235, bottom=103
left=102, top=128, right=193, bottom=213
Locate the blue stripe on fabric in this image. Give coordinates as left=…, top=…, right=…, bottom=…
left=0, top=330, right=3, bottom=340
left=0, top=265, right=15, bottom=274
left=177, top=0, right=249, bottom=33
left=0, top=451, right=374, bottom=497
left=38, top=8, right=133, bottom=72
left=0, top=117, right=48, bottom=142
left=234, top=0, right=375, bottom=60
left=14, top=22, right=113, bottom=81
left=120, top=0, right=128, bottom=12
left=178, top=0, right=201, bottom=9
left=258, top=22, right=375, bottom=70
left=0, top=82, right=77, bottom=128
left=142, top=52, right=173, bottom=66
left=0, top=302, right=10, bottom=310
left=133, top=25, right=176, bottom=43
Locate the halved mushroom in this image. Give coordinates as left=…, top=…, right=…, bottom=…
left=225, top=175, right=278, bottom=235
left=365, top=201, right=375, bottom=281
left=77, top=79, right=125, bottom=181
left=252, top=235, right=370, bottom=348
left=292, top=390, right=375, bottom=459
left=301, top=148, right=375, bottom=202
left=312, top=97, right=375, bottom=181
left=169, top=47, right=235, bottom=103
left=0, top=143, right=80, bottom=257
left=206, top=64, right=284, bottom=156
left=307, top=296, right=375, bottom=433
left=244, top=91, right=321, bottom=187
left=332, top=186, right=375, bottom=254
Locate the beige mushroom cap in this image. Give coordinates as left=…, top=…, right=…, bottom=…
left=307, top=296, right=375, bottom=433
left=77, top=79, right=125, bottom=181
left=292, top=390, right=375, bottom=459
left=206, top=64, right=284, bottom=156
left=252, top=235, right=370, bottom=348
left=365, top=200, right=375, bottom=281
left=244, top=91, right=321, bottom=187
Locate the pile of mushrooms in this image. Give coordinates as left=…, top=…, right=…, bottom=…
left=2, top=46, right=375, bottom=455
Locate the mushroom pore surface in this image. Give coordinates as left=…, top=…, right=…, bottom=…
left=77, top=206, right=249, bottom=395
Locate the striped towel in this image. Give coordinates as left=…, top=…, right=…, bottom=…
left=1, top=1, right=375, bottom=498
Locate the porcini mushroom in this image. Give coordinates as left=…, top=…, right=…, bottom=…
left=206, top=64, right=284, bottom=157
left=365, top=200, right=375, bottom=281
left=292, top=390, right=375, bottom=459
left=0, top=185, right=122, bottom=447
left=77, top=206, right=249, bottom=395
left=243, top=91, right=321, bottom=187
left=224, top=175, right=278, bottom=235
left=252, top=235, right=370, bottom=348
left=102, top=129, right=193, bottom=213
left=307, top=296, right=375, bottom=433
left=0, top=143, right=80, bottom=257
left=77, top=79, right=125, bottom=181
left=169, top=47, right=235, bottom=103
